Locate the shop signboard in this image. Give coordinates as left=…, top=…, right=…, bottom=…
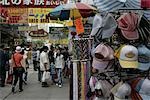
left=18, top=26, right=38, bottom=31
left=1, top=7, right=28, bottom=24
left=49, top=27, right=68, bottom=34
left=0, top=0, right=68, bottom=8
left=29, top=29, right=48, bottom=37
left=28, top=8, right=51, bottom=23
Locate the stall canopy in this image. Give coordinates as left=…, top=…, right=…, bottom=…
left=93, top=0, right=150, bottom=20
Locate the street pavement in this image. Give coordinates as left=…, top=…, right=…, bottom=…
left=0, top=68, right=69, bottom=100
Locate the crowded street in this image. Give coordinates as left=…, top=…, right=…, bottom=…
left=0, top=0, right=150, bottom=100
left=0, top=66, right=69, bottom=100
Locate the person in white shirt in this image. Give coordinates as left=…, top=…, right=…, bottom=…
left=55, top=48, right=64, bottom=88
left=40, top=46, right=50, bottom=87
left=36, top=48, right=41, bottom=82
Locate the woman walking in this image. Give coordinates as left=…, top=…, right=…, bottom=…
left=55, top=48, right=64, bottom=88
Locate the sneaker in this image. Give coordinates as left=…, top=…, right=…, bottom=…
left=59, top=85, right=62, bottom=88
left=19, top=89, right=23, bottom=92
left=56, top=83, right=58, bottom=86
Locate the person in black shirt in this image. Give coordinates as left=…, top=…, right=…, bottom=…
left=0, top=45, right=7, bottom=87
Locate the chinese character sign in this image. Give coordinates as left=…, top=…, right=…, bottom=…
left=0, top=0, right=68, bottom=8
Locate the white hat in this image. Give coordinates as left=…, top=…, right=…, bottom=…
left=111, top=82, right=132, bottom=100
left=118, top=45, right=138, bottom=68
left=139, top=79, right=150, bottom=95
left=15, top=46, right=22, bottom=53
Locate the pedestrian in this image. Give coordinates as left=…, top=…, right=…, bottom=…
left=26, top=48, right=32, bottom=65
left=20, top=48, right=28, bottom=85
left=32, top=47, right=37, bottom=71
left=36, top=48, right=41, bottom=82
left=11, top=46, right=25, bottom=92
left=48, top=45, right=56, bottom=84
left=0, top=45, right=7, bottom=87
left=23, top=48, right=29, bottom=82
left=62, top=46, right=69, bottom=78
left=55, top=48, right=64, bottom=88
left=40, top=46, right=50, bottom=87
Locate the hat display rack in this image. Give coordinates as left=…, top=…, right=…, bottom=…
left=88, top=8, right=150, bottom=100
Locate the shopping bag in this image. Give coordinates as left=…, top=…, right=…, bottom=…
left=42, top=71, right=50, bottom=82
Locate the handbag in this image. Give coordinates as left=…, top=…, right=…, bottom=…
left=6, top=73, right=13, bottom=84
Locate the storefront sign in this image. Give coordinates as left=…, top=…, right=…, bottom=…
left=18, top=26, right=38, bottom=31
left=49, top=38, right=68, bottom=44
left=29, top=29, right=48, bottom=37
left=0, top=0, right=67, bottom=8
left=49, top=27, right=69, bottom=34
left=28, top=8, right=51, bottom=23
left=2, top=7, right=28, bottom=24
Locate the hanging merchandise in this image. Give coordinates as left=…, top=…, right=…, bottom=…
left=141, top=0, right=150, bottom=8
left=111, top=81, right=132, bottom=100
left=92, top=43, right=114, bottom=71
left=137, top=45, right=150, bottom=71
left=115, top=45, right=138, bottom=69
left=137, top=15, right=150, bottom=44
left=73, top=62, right=78, bottom=100
left=88, top=8, right=150, bottom=100
left=117, top=12, right=139, bottom=40
left=90, top=13, right=117, bottom=45
left=74, top=18, right=84, bottom=35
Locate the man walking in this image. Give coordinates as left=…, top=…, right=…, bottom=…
left=40, top=46, right=50, bottom=87
left=0, top=45, right=7, bottom=87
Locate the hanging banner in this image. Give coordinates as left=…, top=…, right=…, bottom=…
left=0, top=0, right=68, bottom=8
left=74, top=18, right=84, bottom=35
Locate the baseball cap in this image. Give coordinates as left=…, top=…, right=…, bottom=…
left=137, top=45, right=150, bottom=71
left=117, top=13, right=139, bottom=40
left=15, top=46, right=22, bottom=53
left=92, top=43, right=114, bottom=70
left=117, top=45, right=138, bottom=68
left=91, top=13, right=117, bottom=39
left=133, top=78, right=150, bottom=99
left=138, top=79, right=150, bottom=95
left=111, top=82, right=132, bottom=100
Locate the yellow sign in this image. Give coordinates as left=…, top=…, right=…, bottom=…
left=28, top=8, right=52, bottom=23
left=18, top=26, right=38, bottom=31
left=49, top=39, right=68, bottom=44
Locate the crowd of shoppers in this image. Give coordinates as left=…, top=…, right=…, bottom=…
left=0, top=44, right=70, bottom=93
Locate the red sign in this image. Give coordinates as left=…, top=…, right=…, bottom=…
left=0, top=0, right=67, bottom=8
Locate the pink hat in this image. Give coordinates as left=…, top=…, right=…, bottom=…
left=92, top=43, right=114, bottom=70
left=117, top=13, right=139, bottom=40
